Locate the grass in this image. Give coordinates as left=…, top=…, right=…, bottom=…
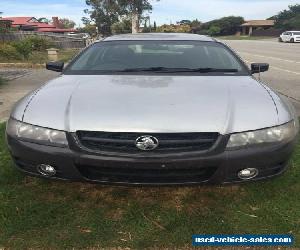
left=0, top=49, right=80, bottom=64
left=217, top=35, right=276, bottom=40
left=1, top=122, right=300, bottom=249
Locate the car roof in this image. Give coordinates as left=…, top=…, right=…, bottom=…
left=101, top=33, right=216, bottom=42
left=286, top=31, right=300, bottom=32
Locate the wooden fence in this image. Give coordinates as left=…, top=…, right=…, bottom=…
left=0, top=31, right=86, bottom=49
left=252, top=29, right=283, bottom=37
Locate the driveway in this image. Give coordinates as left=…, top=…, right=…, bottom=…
left=0, top=69, right=59, bottom=122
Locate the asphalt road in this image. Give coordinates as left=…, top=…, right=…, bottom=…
left=224, top=39, right=300, bottom=114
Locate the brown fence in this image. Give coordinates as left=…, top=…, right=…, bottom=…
left=0, top=31, right=86, bottom=49
left=252, top=28, right=283, bottom=37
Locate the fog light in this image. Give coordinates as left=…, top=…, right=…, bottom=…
left=37, top=164, right=56, bottom=177
left=238, top=168, right=258, bottom=180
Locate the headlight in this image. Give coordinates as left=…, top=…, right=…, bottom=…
left=226, top=121, right=298, bottom=149
left=6, top=119, right=68, bottom=147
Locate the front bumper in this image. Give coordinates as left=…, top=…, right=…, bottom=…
left=6, top=134, right=297, bottom=185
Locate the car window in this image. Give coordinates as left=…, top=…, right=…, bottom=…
left=292, top=32, right=300, bottom=35
left=66, top=41, right=247, bottom=75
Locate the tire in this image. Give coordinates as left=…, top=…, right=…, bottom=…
left=290, top=38, right=295, bottom=43
left=278, top=37, right=283, bottom=42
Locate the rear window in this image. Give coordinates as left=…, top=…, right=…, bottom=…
left=65, top=40, right=248, bottom=75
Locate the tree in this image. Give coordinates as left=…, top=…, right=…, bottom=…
left=38, top=17, right=50, bottom=23
left=78, top=23, right=97, bottom=36
left=118, top=0, right=157, bottom=33
left=111, top=18, right=132, bottom=34
left=190, top=19, right=202, bottom=33
left=207, top=26, right=221, bottom=36
left=273, top=4, right=300, bottom=30
left=199, top=16, right=244, bottom=36
left=58, top=18, right=76, bottom=29
left=84, top=0, right=158, bottom=35
left=84, top=0, right=121, bottom=35
left=178, top=20, right=191, bottom=25
left=153, top=21, right=157, bottom=31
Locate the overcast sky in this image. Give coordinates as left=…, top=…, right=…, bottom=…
left=1, top=0, right=299, bottom=26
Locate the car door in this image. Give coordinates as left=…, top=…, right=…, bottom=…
left=281, top=32, right=287, bottom=42
left=286, top=32, right=292, bottom=42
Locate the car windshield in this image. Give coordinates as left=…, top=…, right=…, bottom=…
left=66, top=40, right=247, bottom=75
left=292, top=32, right=300, bottom=35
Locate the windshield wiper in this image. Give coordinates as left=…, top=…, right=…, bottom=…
left=120, top=67, right=238, bottom=73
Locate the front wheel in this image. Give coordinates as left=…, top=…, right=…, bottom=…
left=278, top=37, right=283, bottom=42
left=290, top=38, right=295, bottom=43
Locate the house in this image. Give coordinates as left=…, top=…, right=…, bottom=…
left=0, top=19, right=12, bottom=30
left=0, top=17, right=76, bottom=33
left=241, top=20, right=275, bottom=36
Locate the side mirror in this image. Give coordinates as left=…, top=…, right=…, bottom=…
left=251, top=63, right=269, bottom=74
left=46, top=61, right=64, bottom=72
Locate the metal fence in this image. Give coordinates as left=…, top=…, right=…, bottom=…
left=0, top=31, right=86, bottom=49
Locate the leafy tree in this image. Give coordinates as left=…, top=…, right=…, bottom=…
left=84, top=0, right=121, bottom=35
left=84, top=0, right=158, bottom=35
left=190, top=19, right=202, bottom=33
left=38, top=17, right=50, bottom=23
left=199, top=16, right=244, bottom=36
left=178, top=20, right=191, bottom=25
left=208, top=26, right=221, bottom=36
left=77, top=24, right=97, bottom=36
left=111, top=18, right=132, bottom=34
left=58, top=18, right=76, bottom=29
left=273, top=4, right=300, bottom=30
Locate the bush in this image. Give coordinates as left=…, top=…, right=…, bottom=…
left=208, top=26, right=221, bottom=36
left=200, top=16, right=244, bottom=36
left=12, top=40, right=33, bottom=60
left=26, top=36, right=53, bottom=51
left=0, top=43, right=22, bottom=60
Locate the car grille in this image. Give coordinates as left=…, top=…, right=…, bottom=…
left=76, top=164, right=217, bottom=184
left=76, top=131, right=219, bottom=154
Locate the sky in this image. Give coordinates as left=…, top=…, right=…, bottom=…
left=1, top=0, right=300, bottom=26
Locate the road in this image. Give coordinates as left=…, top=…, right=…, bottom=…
left=224, top=39, right=300, bottom=114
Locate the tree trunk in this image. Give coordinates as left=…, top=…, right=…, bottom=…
left=132, top=12, right=139, bottom=34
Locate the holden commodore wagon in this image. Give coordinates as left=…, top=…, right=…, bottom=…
left=6, top=33, right=299, bottom=185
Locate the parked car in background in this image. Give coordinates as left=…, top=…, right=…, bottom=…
left=6, top=33, right=299, bottom=185
left=279, top=31, right=300, bottom=43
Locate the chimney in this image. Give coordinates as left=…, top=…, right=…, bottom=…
left=52, top=17, right=61, bottom=28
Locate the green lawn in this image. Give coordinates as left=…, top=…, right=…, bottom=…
left=1, top=122, right=300, bottom=249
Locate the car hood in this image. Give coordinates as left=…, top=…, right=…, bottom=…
left=18, top=75, right=292, bottom=134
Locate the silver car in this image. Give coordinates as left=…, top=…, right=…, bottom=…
left=6, top=33, right=299, bottom=185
